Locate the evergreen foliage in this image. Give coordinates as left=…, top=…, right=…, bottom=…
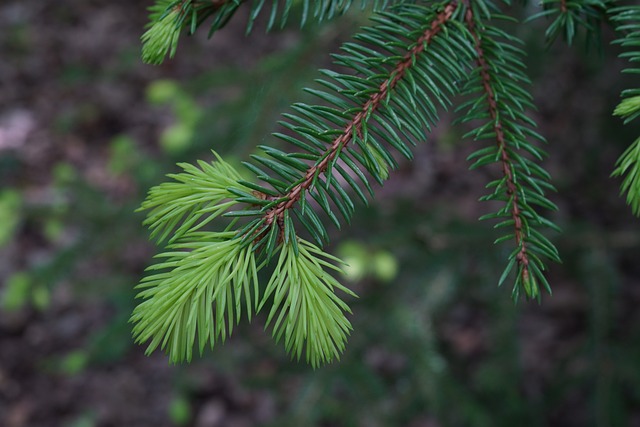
left=611, top=5, right=640, bottom=215
left=132, top=0, right=638, bottom=365
left=458, top=9, right=560, bottom=300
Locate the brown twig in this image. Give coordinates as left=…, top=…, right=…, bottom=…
left=464, top=6, right=530, bottom=282
left=263, top=2, right=459, bottom=231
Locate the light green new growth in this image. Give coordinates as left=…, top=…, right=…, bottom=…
left=613, top=137, right=640, bottom=215
left=614, top=96, right=640, bottom=119
left=131, top=232, right=259, bottom=363
left=261, top=239, right=356, bottom=368
left=132, top=0, right=638, bottom=366
left=139, top=151, right=250, bottom=244
left=142, top=0, right=182, bottom=65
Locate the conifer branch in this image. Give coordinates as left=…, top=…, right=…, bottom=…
left=464, top=6, right=531, bottom=288
left=611, top=5, right=640, bottom=215
left=263, top=2, right=459, bottom=233
left=133, top=0, right=579, bottom=365
left=142, top=0, right=408, bottom=64
left=459, top=5, right=560, bottom=299
left=528, top=0, right=609, bottom=45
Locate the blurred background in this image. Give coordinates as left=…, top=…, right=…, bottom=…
left=1, top=1, right=639, bottom=426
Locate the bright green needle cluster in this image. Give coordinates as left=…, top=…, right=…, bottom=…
left=131, top=232, right=259, bottom=363
left=134, top=0, right=563, bottom=366
left=133, top=152, right=356, bottom=365
left=141, top=0, right=182, bottom=65
left=139, top=152, right=250, bottom=244
left=134, top=0, right=640, bottom=367
left=614, top=96, right=640, bottom=120
left=261, top=239, right=356, bottom=367
left=613, top=136, right=640, bottom=215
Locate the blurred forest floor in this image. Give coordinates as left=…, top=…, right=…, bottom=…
left=1, top=1, right=640, bottom=427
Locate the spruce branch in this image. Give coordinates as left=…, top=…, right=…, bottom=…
left=460, top=5, right=560, bottom=299
left=611, top=5, right=640, bottom=215
left=528, top=0, right=609, bottom=45
left=465, top=8, right=530, bottom=273
left=132, top=0, right=610, bottom=366
left=134, top=1, right=476, bottom=365
left=260, top=2, right=460, bottom=236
